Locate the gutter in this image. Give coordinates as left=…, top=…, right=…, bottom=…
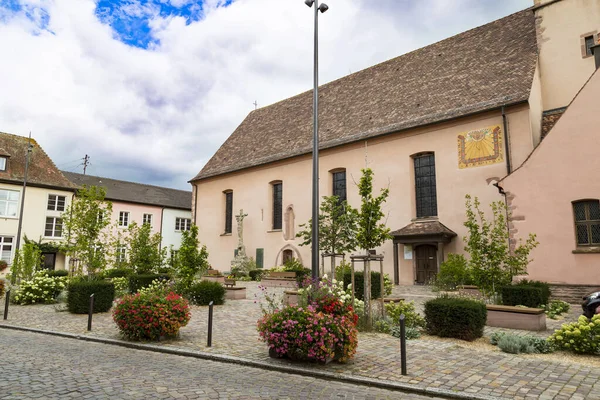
left=502, top=106, right=512, bottom=175
left=158, top=207, right=165, bottom=250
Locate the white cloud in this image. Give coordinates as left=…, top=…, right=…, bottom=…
left=0, top=0, right=531, bottom=189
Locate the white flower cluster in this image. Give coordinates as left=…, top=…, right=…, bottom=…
left=13, top=271, right=66, bottom=305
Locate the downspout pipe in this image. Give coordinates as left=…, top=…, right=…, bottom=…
left=502, top=106, right=511, bottom=175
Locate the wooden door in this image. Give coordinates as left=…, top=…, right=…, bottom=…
left=41, top=253, right=56, bottom=270
left=415, top=245, right=437, bottom=284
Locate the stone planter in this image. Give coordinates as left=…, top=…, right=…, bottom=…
left=458, top=285, right=484, bottom=300
left=225, top=286, right=246, bottom=300
left=202, top=276, right=225, bottom=284
left=261, top=278, right=297, bottom=288
left=283, top=290, right=299, bottom=306
left=486, top=304, right=547, bottom=331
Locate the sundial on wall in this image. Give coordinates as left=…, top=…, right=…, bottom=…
left=457, top=125, right=503, bottom=169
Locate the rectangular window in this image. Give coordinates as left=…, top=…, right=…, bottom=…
left=44, top=217, right=63, bottom=237
left=585, top=35, right=595, bottom=57
left=0, top=236, right=13, bottom=263
left=574, top=200, right=600, bottom=246
left=118, top=211, right=130, bottom=227
left=116, top=245, right=127, bottom=264
left=414, top=153, right=438, bottom=218
left=224, top=191, right=233, bottom=234
left=143, top=213, right=153, bottom=226
left=0, top=157, right=6, bottom=171
left=47, top=194, right=66, bottom=212
left=273, top=182, right=283, bottom=230
left=175, top=217, right=191, bottom=231
left=332, top=171, right=347, bottom=203
left=0, top=189, right=19, bottom=217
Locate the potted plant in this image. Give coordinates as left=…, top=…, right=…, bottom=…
left=0, top=260, right=8, bottom=272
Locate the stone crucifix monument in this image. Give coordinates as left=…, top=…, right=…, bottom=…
left=231, top=209, right=249, bottom=269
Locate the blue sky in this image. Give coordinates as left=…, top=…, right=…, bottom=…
left=0, top=0, right=531, bottom=189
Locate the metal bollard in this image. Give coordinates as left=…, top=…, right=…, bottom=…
left=207, top=301, right=214, bottom=347
left=400, top=314, right=407, bottom=375
left=87, top=294, right=95, bottom=331
left=3, top=289, right=10, bottom=320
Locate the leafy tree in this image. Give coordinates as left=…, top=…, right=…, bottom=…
left=126, top=222, right=165, bottom=274
left=175, top=225, right=209, bottom=289
left=10, top=242, right=42, bottom=284
left=355, top=168, right=392, bottom=327
left=296, top=195, right=359, bottom=275
left=61, top=186, right=112, bottom=277
left=463, top=195, right=538, bottom=299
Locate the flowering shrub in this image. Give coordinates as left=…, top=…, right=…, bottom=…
left=548, top=315, right=600, bottom=354
left=385, top=300, right=425, bottom=328
left=113, top=290, right=191, bottom=341
left=12, top=271, right=66, bottom=305
left=257, top=305, right=358, bottom=363
left=258, top=275, right=359, bottom=363
left=111, top=276, right=130, bottom=298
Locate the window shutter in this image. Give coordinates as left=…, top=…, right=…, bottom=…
left=256, top=248, right=264, bottom=269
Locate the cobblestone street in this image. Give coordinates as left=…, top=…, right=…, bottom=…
left=0, top=329, right=443, bottom=400
left=1, top=283, right=599, bottom=399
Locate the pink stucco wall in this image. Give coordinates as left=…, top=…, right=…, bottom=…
left=501, top=70, right=600, bottom=285
left=194, top=104, right=535, bottom=283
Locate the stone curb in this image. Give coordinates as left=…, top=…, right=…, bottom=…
left=0, top=323, right=497, bottom=400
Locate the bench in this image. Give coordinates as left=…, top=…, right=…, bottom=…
left=224, top=278, right=236, bottom=288
left=225, top=286, right=246, bottom=300
left=207, top=270, right=221, bottom=276
left=262, top=271, right=298, bottom=288
left=486, top=304, right=546, bottom=331
left=202, top=270, right=225, bottom=284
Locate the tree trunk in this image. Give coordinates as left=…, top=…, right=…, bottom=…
left=364, top=253, right=372, bottom=329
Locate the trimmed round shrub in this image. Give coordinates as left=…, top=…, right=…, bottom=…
left=113, top=291, right=191, bottom=341
left=103, top=268, right=133, bottom=279
left=342, top=271, right=382, bottom=300
left=45, top=270, right=69, bottom=278
left=424, top=296, right=487, bottom=341
left=128, top=273, right=171, bottom=294
left=249, top=269, right=265, bottom=281
left=502, top=280, right=550, bottom=308
left=67, top=279, right=115, bottom=314
left=186, top=280, right=225, bottom=305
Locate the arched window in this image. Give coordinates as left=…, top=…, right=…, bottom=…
left=573, top=200, right=600, bottom=246
left=271, top=181, right=283, bottom=230
left=413, top=153, right=437, bottom=218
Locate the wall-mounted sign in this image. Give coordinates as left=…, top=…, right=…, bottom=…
left=457, top=125, right=504, bottom=169
left=404, top=245, right=413, bottom=260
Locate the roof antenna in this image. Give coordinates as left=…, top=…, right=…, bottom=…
left=253, top=100, right=258, bottom=110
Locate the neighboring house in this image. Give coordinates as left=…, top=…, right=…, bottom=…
left=190, top=0, right=600, bottom=287
left=62, top=172, right=192, bottom=265
left=500, top=65, right=600, bottom=296
left=0, top=132, right=77, bottom=275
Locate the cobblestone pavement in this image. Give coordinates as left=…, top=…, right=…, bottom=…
left=1, top=283, right=599, bottom=400
left=0, top=329, right=443, bottom=400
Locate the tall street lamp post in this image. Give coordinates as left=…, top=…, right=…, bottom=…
left=305, top=0, right=328, bottom=280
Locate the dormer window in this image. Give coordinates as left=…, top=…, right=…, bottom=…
left=0, top=157, right=6, bottom=171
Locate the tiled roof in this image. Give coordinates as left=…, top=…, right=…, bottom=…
left=541, top=107, right=567, bottom=140
left=62, top=172, right=192, bottom=210
left=193, top=9, right=537, bottom=181
left=0, top=132, right=77, bottom=190
left=391, top=220, right=457, bottom=239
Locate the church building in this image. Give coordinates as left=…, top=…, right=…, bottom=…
left=190, top=0, right=600, bottom=290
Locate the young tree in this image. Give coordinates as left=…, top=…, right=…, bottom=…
left=10, top=242, right=42, bottom=284
left=126, top=222, right=165, bottom=274
left=296, top=195, right=359, bottom=275
left=463, top=194, right=538, bottom=299
left=175, top=225, right=209, bottom=289
left=355, top=168, right=392, bottom=327
left=61, top=186, right=112, bottom=277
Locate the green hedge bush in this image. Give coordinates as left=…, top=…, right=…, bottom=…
left=424, top=296, right=487, bottom=341
left=502, top=281, right=550, bottom=308
left=128, top=273, right=171, bottom=294
left=45, top=270, right=69, bottom=278
left=249, top=269, right=265, bottom=281
left=103, top=268, right=133, bottom=279
left=67, top=279, right=115, bottom=314
left=342, top=271, right=382, bottom=300
left=186, top=280, right=225, bottom=306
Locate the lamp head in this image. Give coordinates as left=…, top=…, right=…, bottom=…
left=305, top=0, right=314, bottom=7
left=318, top=3, right=328, bottom=13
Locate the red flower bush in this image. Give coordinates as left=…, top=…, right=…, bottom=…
left=113, top=291, right=191, bottom=341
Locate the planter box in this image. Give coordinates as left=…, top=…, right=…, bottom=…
left=283, top=290, right=299, bottom=306
left=383, top=297, right=405, bottom=303
left=262, top=278, right=297, bottom=288
left=458, top=285, right=485, bottom=300
left=486, top=304, right=546, bottom=331
left=202, top=276, right=225, bottom=284
left=225, top=287, right=246, bottom=300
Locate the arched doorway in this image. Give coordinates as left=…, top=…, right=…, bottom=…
left=415, top=244, right=437, bottom=284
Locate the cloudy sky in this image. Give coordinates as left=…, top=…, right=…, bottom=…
left=0, top=0, right=531, bottom=190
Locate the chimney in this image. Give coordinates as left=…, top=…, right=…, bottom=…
left=593, top=43, right=600, bottom=70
